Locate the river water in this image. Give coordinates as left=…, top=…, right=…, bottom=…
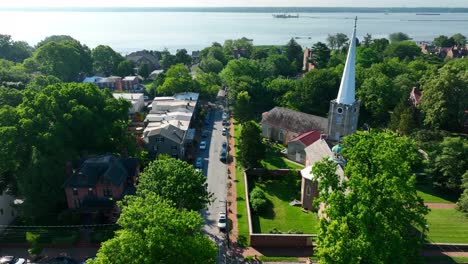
left=1, top=11, right=467, bottom=53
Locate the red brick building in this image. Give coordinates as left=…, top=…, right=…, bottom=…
left=63, top=155, right=139, bottom=211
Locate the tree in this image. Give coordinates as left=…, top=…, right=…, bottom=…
left=430, top=137, right=468, bottom=192
left=267, top=77, right=297, bottom=106
left=389, top=99, right=415, bottom=135
left=363, top=33, right=373, bottom=47
left=35, top=35, right=76, bottom=48
left=138, top=63, right=150, bottom=79
left=287, top=68, right=340, bottom=116
left=175, top=49, right=192, bottom=65
left=384, top=41, right=421, bottom=60
left=285, top=38, right=303, bottom=72
left=389, top=32, right=411, bottom=43
left=29, top=41, right=81, bottom=81
left=451, top=33, right=467, bottom=47
left=433, top=35, right=455, bottom=48
left=457, top=171, right=468, bottom=213
left=0, top=34, right=32, bottom=63
left=137, top=158, right=212, bottom=211
left=194, top=70, right=221, bottom=98
left=160, top=51, right=177, bottom=71
left=356, top=47, right=380, bottom=68
left=420, top=59, right=468, bottom=131
left=234, top=91, right=253, bottom=123
left=157, top=64, right=193, bottom=95
left=357, top=73, right=399, bottom=125
left=265, top=54, right=294, bottom=77
left=116, top=60, right=134, bottom=77
left=0, top=87, right=23, bottom=107
left=313, top=132, right=428, bottom=264
left=25, top=75, right=62, bottom=92
left=310, top=42, right=331, bottom=69
left=335, top=33, right=349, bottom=50
left=200, top=57, right=223, bottom=73
left=369, top=38, right=390, bottom=53
left=238, top=121, right=265, bottom=168
left=89, top=192, right=217, bottom=264
left=91, top=45, right=124, bottom=76
left=10, top=83, right=132, bottom=222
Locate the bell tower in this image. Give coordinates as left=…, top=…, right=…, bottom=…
left=328, top=17, right=360, bottom=142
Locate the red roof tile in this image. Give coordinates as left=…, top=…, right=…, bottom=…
left=289, top=130, right=321, bottom=147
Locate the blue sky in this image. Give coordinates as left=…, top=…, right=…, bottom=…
left=1, top=0, right=467, bottom=7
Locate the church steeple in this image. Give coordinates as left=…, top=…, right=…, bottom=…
left=327, top=17, right=360, bottom=142
left=336, top=17, right=357, bottom=105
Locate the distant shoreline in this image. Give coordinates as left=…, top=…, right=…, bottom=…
left=1, top=7, right=468, bottom=13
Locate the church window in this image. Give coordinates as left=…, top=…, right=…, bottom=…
left=306, top=186, right=311, bottom=196
left=337, top=107, right=343, bottom=114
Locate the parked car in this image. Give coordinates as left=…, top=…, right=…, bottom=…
left=220, top=149, right=227, bottom=161
left=195, top=157, right=203, bottom=168
left=222, top=112, right=228, bottom=120
left=199, top=141, right=207, bottom=150
left=222, top=127, right=227, bottom=136
left=0, top=256, right=26, bottom=264
left=217, top=212, right=227, bottom=231
left=201, top=130, right=210, bottom=138
left=222, top=141, right=227, bottom=150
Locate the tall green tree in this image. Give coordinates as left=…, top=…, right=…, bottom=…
left=285, top=38, right=303, bottom=72
left=238, top=121, right=265, bottom=168
left=420, top=59, right=468, bottom=131
left=234, top=91, right=253, bottom=123
left=160, top=50, right=177, bottom=71
left=116, top=60, right=134, bottom=77
left=35, top=35, right=75, bottom=48
left=433, top=35, right=455, bottom=48
left=157, top=64, right=193, bottom=95
left=175, top=48, right=192, bottom=65
left=265, top=54, right=294, bottom=77
left=313, top=131, right=428, bottom=264
left=89, top=192, right=217, bottom=264
left=451, top=33, right=467, bottom=47
left=457, top=171, right=468, bottom=213
left=430, top=137, right=468, bottom=192
left=200, top=57, right=223, bottom=73
left=91, top=45, right=124, bottom=76
left=310, top=42, right=331, bottom=69
left=363, top=33, right=373, bottom=47
left=384, top=41, right=421, bottom=60
left=389, top=32, right=411, bottom=43
left=25, top=75, right=62, bottom=92
left=0, top=34, right=32, bottom=63
left=138, top=63, right=150, bottom=79
left=137, top=158, right=212, bottom=211
left=389, top=99, right=416, bottom=135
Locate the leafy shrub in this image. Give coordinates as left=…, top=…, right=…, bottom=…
left=269, top=227, right=281, bottom=234
left=90, top=227, right=117, bottom=243
left=287, top=229, right=303, bottom=234
left=26, top=232, right=42, bottom=256
left=250, top=197, right=268, bottom=213
left=250, top=187, right=265, bottom=200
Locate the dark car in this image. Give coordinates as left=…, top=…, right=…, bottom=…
left=220, top=149, right=227, bottom=161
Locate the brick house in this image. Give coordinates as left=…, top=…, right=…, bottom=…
left=261, top=107, right=328, bottom=145
left=63, top=155, right=139, bottom=211
left=97, top=76, right=123, bottom=91
left=122, top=76, right=140, bottom=91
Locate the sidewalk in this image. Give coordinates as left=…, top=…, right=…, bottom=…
left=227, top=117, right=239, bottom=245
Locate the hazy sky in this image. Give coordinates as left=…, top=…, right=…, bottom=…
left=1, top=0, right=467, bottom=7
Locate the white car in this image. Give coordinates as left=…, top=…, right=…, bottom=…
left=217, top=212, right=227, bottom=231
left=199, top=141, right=207, bottom=150
left=0, top=256, right=26, bottom=264
left=222, top=127, right=227, bottom=136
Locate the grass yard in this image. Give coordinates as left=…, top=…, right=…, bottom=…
left=423, top=255, right=468, bottom=264
left=233, top=122, right=250, bottom=247
left=249, top=174, right=319, bottom=234
left=260, top=142, right=304, bottom=170
left=416, top=183, right=458, bottom=204
left=426, top=208, right=468, bottom=243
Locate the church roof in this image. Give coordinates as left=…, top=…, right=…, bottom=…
left=289, top=130, right=321, bottom=146
left=261, top=107, right=328, bottom=134
left=336, top=17, right=357, bottom=105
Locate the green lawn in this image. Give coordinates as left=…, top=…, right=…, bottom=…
left=250, top=174, right=319, bottom=234
left=417, top=183, right=458, bottom=204
left=426, top=208, right=468, bottom=243
left=233, top=122, right=250, bottom=247
left=423, top=255, right=468, bottom=264
left=260, top=142, right=304, bottom=170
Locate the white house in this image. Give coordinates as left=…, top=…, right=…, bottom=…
left=112, top=93, right=145, bottom=114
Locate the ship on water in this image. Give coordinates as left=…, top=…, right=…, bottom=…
left=272, top=13, right=299, bottom=18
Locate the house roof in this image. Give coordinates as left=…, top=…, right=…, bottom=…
left=83, top=76, right=103, bottom=83
left=63, top=155, right=137, bottom=188
left=123, top=76, right=138, bottom=81
left=289, top=130, right=321, bottom=146
left=126, top=51, right=159, bottom=66
left=143, top=123, right=186, bottom=144
left=261, top=107, right=328, bottom=134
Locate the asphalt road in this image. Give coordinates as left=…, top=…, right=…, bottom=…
left=198, top=104, right=229, bottom=242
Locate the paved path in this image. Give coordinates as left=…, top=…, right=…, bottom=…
left=227, top=117, right=239, bottom=246
left=425, top=203, right=456, bottom=209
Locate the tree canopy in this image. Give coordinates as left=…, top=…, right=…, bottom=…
left=137, top=157, right=212, bottom=211
left=389, top=32, right=411, bottom=43
left=89, top=192, right=217, bottom=264
left=91, top=45, right=124, bottom=76
left=157, top=64, right=194, bottom=95
left=313, top=131, right=428, bottom=264
left=238, top=121, right=265, bottom=168
left=0, top=34, right=32, bottom=63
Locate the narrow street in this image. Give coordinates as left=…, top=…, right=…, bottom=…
left=199, top=103, right=230, bottom=262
